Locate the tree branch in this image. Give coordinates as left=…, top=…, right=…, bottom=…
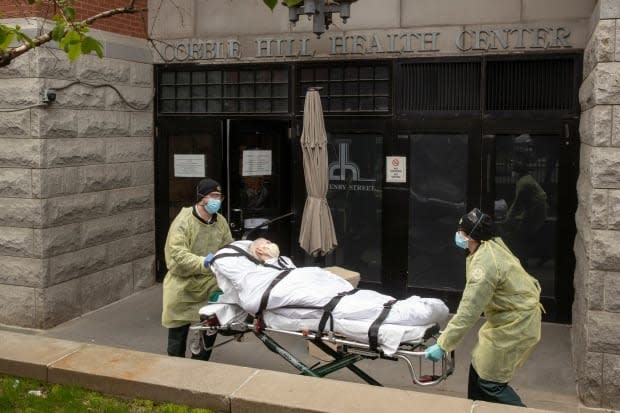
left=0, top=4, right=147, bottom=68
left=82, top=5, right=146, bottom=26
left=0, top=31, right=53, bottom=67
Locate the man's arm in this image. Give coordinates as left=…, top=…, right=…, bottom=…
left=166, top=219, right=211, bottom=277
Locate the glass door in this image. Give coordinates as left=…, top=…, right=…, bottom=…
left=227, top=120, right=292, bottom=255
left=481, top=121, right=578, bottom=322
left=155, top=118, right=293, bottom=280
left=391, top=119, right=481, bottom=308
left=408, top=134, right=468, bottom=290
left=155, top=118, right=224, bottom=280
left=324, top=133, right=383, bottom=285
left=316, top=119, right=387, bottom=289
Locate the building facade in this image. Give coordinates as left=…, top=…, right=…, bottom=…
left=0, top=1, right=154, bottom=327
left=1, top=0, right=619, bottom=410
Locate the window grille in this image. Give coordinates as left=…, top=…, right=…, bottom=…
left=158, top=67, right=289, bottom=114
left=485, top=58, right=576, bottom=111
left=298, top=62, right=391, bottom=113
left=396, top=61, right=481, bottom=112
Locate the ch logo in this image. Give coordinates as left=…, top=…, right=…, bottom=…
left=328, top=141, right=374, bottom=182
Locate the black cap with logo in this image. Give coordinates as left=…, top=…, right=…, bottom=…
left=196, top=178, right=222, bottom=201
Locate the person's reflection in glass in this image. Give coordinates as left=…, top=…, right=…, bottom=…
left=240, top=176, right=269, bottom=213
left=500, top=155, right=547, bottom=266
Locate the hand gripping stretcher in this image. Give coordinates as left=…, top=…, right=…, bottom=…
left=190, top=300, right=455, bottom=387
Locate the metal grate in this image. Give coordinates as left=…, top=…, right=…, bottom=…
left=485, top=59, right=575, bottom=111
left=298, top=62, right=391, bottom=113
left=397, top=61, right=481, bottom=112
left=158, top=67, right=289, bottom=114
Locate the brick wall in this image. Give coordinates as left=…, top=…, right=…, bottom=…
left=0, top=0, right=147, bottom=38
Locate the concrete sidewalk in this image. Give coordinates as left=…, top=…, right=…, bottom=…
left=0, top=284, right=579, bottom=412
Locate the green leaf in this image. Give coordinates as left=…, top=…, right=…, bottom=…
left=51, top=23, right=66, bottom=42
left=63, top=7, right=76, bottom=21
left=59, top=30, right=81, bottom=52
left=81, top=36, right=103, bottom=58
left=0, top=29, right=15, bottom=50
left=283, top=0, right=303, bottom=7
left=66, top=42, right=81, bottom=60
left=15, top=31, right=34, bottom=47
left=263, top=0, right=277, bottom=10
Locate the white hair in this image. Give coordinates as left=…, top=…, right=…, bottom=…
left=249, top=238, right=280, bottom=259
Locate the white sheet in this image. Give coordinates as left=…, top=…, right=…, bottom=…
left=209, top=241, right=449, bottom=355
left=199, top=302, right=433, bottom=356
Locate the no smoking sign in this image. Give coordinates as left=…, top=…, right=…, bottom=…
left=386, top=156, right=406, bottom=183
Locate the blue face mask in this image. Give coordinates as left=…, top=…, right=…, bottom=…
left=454, top=232, right=469, bottom=250
left=204, top=199, right=221, bottom=214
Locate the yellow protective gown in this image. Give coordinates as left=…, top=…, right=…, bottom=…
left=437, top=237, right=542, bottom=383
left=161, top=207, right=233, bottom=328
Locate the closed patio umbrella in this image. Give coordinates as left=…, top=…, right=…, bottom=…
left=298, top=88, right=338, bottom=256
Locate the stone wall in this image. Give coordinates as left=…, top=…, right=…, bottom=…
left=574, top=0, right=620, bottom=410
left=0, top=23, right=154, bottom=328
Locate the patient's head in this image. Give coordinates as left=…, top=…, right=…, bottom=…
left=249, top=238, right=280, bottom=261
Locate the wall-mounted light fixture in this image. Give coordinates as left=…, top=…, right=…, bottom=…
left=286, top=0, right=358, bottom=38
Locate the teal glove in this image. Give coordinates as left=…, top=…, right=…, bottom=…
left=203, top=253, right=214, bottom=268
left=424, top=344, right=445, bottom=362
left=208, top=290, right=223, bottom=302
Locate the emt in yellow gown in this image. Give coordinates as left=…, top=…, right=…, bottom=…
left=425, top=208, right=542, bottom=407
left=161, top=178, right=233, bottom=360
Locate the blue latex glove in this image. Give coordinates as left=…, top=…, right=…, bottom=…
left=203, top=253, right=214, bottom=268
left=424, top=344, right=445, bottom=362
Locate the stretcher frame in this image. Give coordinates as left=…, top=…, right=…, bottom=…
left=190, top=316, right=455, bottom=387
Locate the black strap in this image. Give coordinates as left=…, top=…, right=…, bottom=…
left=257, top=269, right=292, bottom=315
left=211, top=244, right=261, bottom=265
left=210, top=243, right=289, bottom=270
left=318, top=289, right=359, bottom=333
left=368, top=299, right=398, bottom=352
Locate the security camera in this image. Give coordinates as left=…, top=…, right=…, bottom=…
left=43, top=89, right=57, bottom=104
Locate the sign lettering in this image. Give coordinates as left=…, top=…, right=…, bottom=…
left=158, top=26, right=572, bottom=63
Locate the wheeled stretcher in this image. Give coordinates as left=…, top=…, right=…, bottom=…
left=191, top=302, right=455, bottom=387
left=190, top=241, right=455, bottom=386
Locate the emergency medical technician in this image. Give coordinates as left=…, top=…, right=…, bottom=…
left=161, top=178, right=233, bottom=360
left=424, top=208, right=543, bottom=406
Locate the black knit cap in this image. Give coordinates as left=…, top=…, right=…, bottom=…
left=458, top=208, right=494, bottom=241
left=196, top=178, right=222, bottom=201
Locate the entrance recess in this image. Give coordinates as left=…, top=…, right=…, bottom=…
left=155, top=54, right=581, bottom=323
left=154, top=118, right=292, bottom=281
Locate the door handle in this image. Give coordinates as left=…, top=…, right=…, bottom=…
left=482, top=134, right=495, bottom=195
left=242, top=212, right=295, bottom=240
left=486, top=154, right=491, bottom=194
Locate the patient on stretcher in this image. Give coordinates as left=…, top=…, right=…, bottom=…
left=205, top=238, right=450, bottom=355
